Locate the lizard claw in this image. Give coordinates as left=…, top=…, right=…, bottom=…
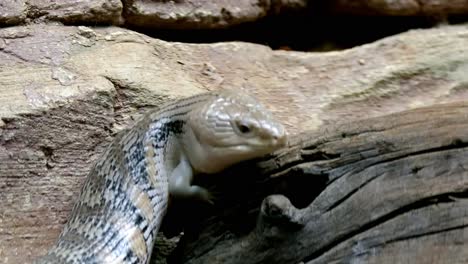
left=200, top=188, right=216, bottom=205
left=190, top=185, right=216, bottom=205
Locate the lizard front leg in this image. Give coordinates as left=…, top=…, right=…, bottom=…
left=168, top=155, right=213, bottom=204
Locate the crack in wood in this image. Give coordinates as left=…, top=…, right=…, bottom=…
left=303, top=191, right=468, bottom=262
left=384, top=224, right=468, bottom=246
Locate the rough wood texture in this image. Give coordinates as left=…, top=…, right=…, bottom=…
left=174, top=101, right=468, bottom=264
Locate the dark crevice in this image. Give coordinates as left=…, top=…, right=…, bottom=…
left=303, top=191, right=468, bottom=262
left=355, top=138, right=468, bottom=175
left=39, top=145, right=54, bottom=170
left=102, top=76, right=140, bottom=135
left=324, top=170, right=381, bottom=213
left=448, top=192, right=468, bottom=199
left=301, top=149, right=340, bottom=161
left=383, top=224, right=468, bottom=246
left=103, top=76, right=129, bottom=112
left=130, top=13, right=445, bottom=52
left=121, top=0, right=468, bottom=52
left=411, top=166, right=423, bottom=174
left=274, top=168, right=329, bottom=209
left=264, top=148, right=339, bottom=179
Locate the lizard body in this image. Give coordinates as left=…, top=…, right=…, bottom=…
left=34, top=89, right=287, bottom=264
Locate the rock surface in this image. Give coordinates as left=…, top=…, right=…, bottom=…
left=2, top=1, right=468, bottom=29
left=329, top=0, right=468, bottom=16
left=0, top=24, right=468, bottom=263
left=0, top=0, right=307, bottom=28
left=0, top=1, right=26, bottom=25
left=124, top=0, right=270, bottom=29
left=0, top=0, right=123, bottom=25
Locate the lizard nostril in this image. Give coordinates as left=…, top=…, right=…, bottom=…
left=272, top=129, right=287, bottom=146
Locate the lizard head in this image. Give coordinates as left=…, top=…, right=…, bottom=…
left=185, top=89, right=287, bottom=174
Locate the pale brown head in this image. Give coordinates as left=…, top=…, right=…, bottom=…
left=183, top=89, right=287, bottom=174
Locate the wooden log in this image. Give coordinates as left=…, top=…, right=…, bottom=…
left=170, top=101, right=468, bottom=264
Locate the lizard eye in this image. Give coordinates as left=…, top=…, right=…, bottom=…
left=234, top=120, right=255, bottom=137
left=238, top=124, right=251, bottom=134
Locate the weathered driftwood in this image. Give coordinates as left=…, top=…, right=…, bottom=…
left=163, top=101, right=468, bottom=264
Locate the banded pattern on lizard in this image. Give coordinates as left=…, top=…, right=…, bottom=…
left=34, top=89, right=287, bottom=264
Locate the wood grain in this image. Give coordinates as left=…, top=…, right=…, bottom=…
left=174, top=101, right=468, bottom=264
